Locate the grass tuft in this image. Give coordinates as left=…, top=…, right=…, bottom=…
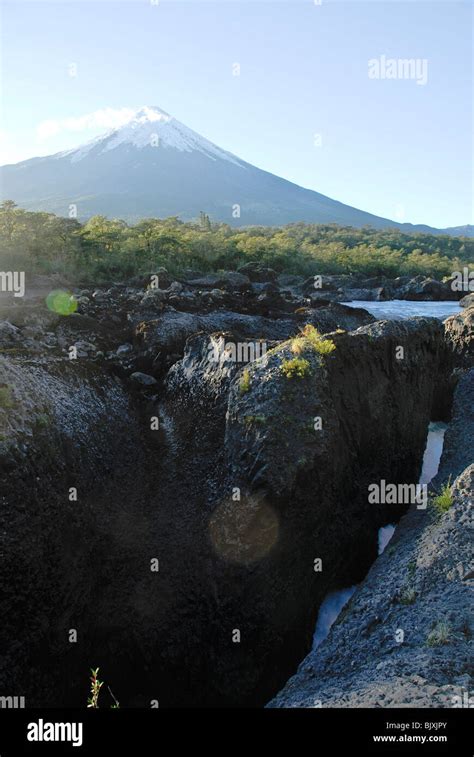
left=431, top=479, right=453, bottom=514
left=239, top=368, right=251, bottom=394
left=426, top=620, right=451, bottom=647
left=290, top=324, right=336, bottom=357
left=281, top=357, right=312, bottom=379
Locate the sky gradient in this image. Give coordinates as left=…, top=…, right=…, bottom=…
left=1, top=0, right=472, bottom=227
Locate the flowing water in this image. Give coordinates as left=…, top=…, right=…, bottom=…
left=343, top=300, right=461, bottom=321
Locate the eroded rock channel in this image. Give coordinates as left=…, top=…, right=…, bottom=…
left=0, top=271, right=468, bottom=707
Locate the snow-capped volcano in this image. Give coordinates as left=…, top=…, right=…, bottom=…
left=0, top=105, right=461, bottom=233
left=60, top=106, right=243, bottom=166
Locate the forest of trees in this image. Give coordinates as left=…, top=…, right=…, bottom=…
left=0, top=201, right=472, bottom=283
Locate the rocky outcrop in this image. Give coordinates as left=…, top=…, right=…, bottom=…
left=296, top=273, right=464, bottom=303
left=444, top=306, right=474, bottom=367
left=226, top=318, right=450, bottom=494
left=0, top=279, right=376, bottom=708
left=268, top=370, right=473, bottom=708
left=237, top=262, right=278, bottom=282
left=187, top=271, right=251, bottom=292
left=159, top=317, right=451, bottom=704
left=133, top=303, right=375, bottom=369
left=397, top=276, right=459, bottom=301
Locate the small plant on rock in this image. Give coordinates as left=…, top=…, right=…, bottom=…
left=431, top=480, right=453, bottom=514
left=239, top=368, right=251, bottom=394
left=281, top=357, right=312, bottom=379
left=87, top=667, right=120, bottom=708
left=426, top=620, right=451, bottom=647
left=291, top=324, right=336, bottom=357
left=87, top=668, right=103, bottom=708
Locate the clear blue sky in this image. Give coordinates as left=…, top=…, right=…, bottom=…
left=1, top=0, right=472, bottom=227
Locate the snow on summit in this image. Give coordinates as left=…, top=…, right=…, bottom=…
left=64, top=105, right=243, bottom=166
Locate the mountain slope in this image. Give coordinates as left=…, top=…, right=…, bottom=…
left=0, top=106, right=470, bottom=234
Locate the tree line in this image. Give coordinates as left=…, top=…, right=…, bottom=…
left=0, top=201, right=472, bottom=283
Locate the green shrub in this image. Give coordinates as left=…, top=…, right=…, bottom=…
left=426, top=620, right=451, bottom=646
left=291, top=324, right=336, bottom=357
left=432, top=480, right=453, bottom=513
left=281, top=357, right=312, bottom=379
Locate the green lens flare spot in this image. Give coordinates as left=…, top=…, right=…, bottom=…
left=46, top=290, right=78, bottom=316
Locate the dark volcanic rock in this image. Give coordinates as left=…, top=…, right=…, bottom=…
left=215, top=318, right=450, bottom=702
left=398, top=276, right=460, bottom=301
left=226, top=317, right=448, bottom=513
left=341, top=287, right=388, bottom=302
left=164, top=331, right=270, bottom=412
left=188, top=271, right=251, bottom=292
left=150, top=316, right=450, bottom=706
left=237, top=262, right=278, bottom=282
left=433, top=369, right=474, bottom=486
left=268, top=370, right=474, bottom=708
left=129, top=371, right=158, bottom=387
left=444, top=306, right=474, bottom=367
left=0, top=284, right=456, bottom=709
left=459, top=292, right=474, bottom=309
left=0, top=355, right=152, bottom=705
left=133, top=304, right=375, bottom=363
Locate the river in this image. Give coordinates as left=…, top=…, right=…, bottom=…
left=343, top=299, right=461, bottom=321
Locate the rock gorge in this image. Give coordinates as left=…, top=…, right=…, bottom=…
left=0, top=270, right=471, bottom=707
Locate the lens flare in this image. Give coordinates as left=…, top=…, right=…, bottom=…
left=46, top=290, right=78, bottom=316
left=209, top=492, right=279, bottom=564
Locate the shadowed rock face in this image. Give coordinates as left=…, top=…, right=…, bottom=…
left=433, top=370, right=474, bottom=485
left=268, top=370, right=474, bottom=709
left=0, top=293, right=453, bottom=707
left=0, top=357, right=151, bottom=705
left=217, top=318, right=452, bottom=701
